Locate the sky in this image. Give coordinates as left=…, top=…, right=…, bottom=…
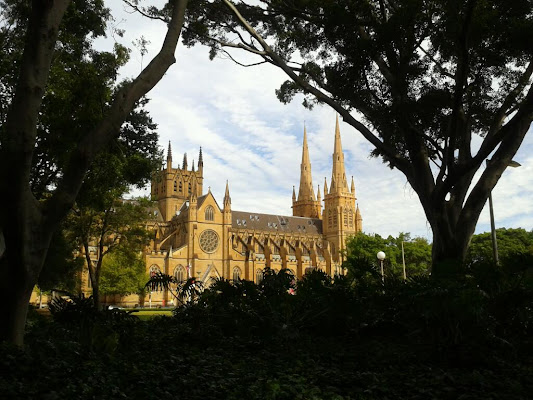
left=100, top=2, right=533, bottom=241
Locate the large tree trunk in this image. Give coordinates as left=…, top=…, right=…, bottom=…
left=0, top=0, right=188, bottom=345
left=0, top=215, right=53, bottom=345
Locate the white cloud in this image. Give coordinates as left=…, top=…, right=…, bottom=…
left=110, top=3, right=533, bottom=242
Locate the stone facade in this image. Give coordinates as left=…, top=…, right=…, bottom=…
left=66, top=117, right=363, bottom=307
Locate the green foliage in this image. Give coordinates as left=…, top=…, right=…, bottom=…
left=467, top=228, right=533, bottom=265
left=344, top=232, right=431, bottom=278
left=38, top=226, right=84, bottom=293
left=0, top=0, right=160, bottom=198
left=1, top=258, right=532, bottom=399
left=146, top=273, right=205, bottom=306
left=48, top=292, right=138, bottom=354
left=100, top=247, right=147, bottom=297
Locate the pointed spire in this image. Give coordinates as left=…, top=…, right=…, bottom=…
left=224, top=180, right=231, bottom=208
left=167, top=142, right=172, bottom=160
left=317, top=185, right=321, bottom=202
left=324, top=177, right=328, bottom=196
left=166, top=141, right=172, bottom=169
left=182, top=153, right=188, bottom=170
left=331, top=115, right=348, bottom=192
left=192, top=159, right=195, bottom=172
left=330, top=175, right=337, bottom=193
left=198, top=147, right=203, bottom=170
left=297, top=125, right=316, bottom=202
left=351, top=176, right=356, bottom=195
left=292, top=186, right=296, bottom=201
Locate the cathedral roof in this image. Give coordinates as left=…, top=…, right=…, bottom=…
left=232, top=210, right=322, bottom=235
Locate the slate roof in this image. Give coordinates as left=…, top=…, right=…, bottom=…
left=232, top=210, right=322, bottom=235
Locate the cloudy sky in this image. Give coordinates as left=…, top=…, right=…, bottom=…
left=100, top=2, right=533, bottom=241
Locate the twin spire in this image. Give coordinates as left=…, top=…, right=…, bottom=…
left=166, top=141, right=203, bottom=171
left=292, top=116, right=357, bottom=219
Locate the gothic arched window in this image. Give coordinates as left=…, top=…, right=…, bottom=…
left=205, top=206, right=214, bottom=221
left=174, top=265, right=185, bottom=282
left=149, top=265, right=161, bottom=278
left=174, top=181, right=177, bottom=192
left=188, top=182, right=191, bottom=194
left=343, top=209, right=348, bottom=227
left=233, top=267, right=241, bottom=281
left=256, top=268, right=263, bottom=284
left=179, top=181, right=183, bottom=192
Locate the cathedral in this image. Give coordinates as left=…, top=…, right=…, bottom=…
left=144, top=116, right=362, bottom=293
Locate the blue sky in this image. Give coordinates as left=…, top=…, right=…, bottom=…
left=103, top=2, right=533, bottom=241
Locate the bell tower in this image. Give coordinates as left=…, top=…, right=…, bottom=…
left=323, top=116, right=362, bottom=262
left=151, top=143, right=204, bottom=221
left=292, top=125, right=321, bottom=219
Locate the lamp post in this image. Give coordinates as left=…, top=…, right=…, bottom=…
left=486, top=159, right=521, bottom=265
left=401, top=241, right=407, bottom=281
left=377, top=251, right=386, bottom=283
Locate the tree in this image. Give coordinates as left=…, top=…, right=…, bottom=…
left=0, top=0, right=188, bottom=345
left=100, top=247, right=148, bottom=300
left=466, top=227, right=533, bottom=265
left=69, top=197, right=154, bottom=309
left=38, top=226, right=84, bottom=294
left=345, top=232, right=431, bottom=278
left=178, top=0, right=533, bottom=275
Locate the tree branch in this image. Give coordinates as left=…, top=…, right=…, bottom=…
left=221, top=0, right=408, bottom=173
left=44, top=0, right=189, bottom=228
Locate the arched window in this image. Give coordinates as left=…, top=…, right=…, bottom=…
left=328, top=209, right=332, bottom=227
left=205, top=206, right=214, bottom=221
left=149, top=265, right=161, bottom=278
left=348, top=209, right=354, bottom=228
left=179, top=181, right=183, bottom=192
left=174, top=265, right=185, bottom=282
left=256, top=268, right=263, bottom=284
left=233, top=267, right=241, bottom=281
left=173, top=181, right=177, bottom=192
left=188, top=182, right=191, bottom=194
left=343, top=209, right=348, bottom=226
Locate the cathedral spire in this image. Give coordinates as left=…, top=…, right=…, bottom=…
left=192, top=159, right=195, bottom=172
left=331, top=114, right=348, bottom=193
left=166, top=141, right=172, bottom=169
left=324, top=177, right=328, bottom=196
left=198, top=147, right=203, bottom=171
left=292, top=186, right=296, bottom=202
left=297, top=125, right=316, bottom=201
left=317, top=184, right=321, bottom=203
left=182, top=153, right=188, bottom=170
left=351, top=176, right=356, bottom=196
left=224, top=180, right=231, bottom=208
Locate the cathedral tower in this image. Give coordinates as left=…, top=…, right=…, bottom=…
left=292, top=125, right=321, bottom=218
left=151, top=143, right=204, bottom=221
left=323, top=116, right=362, bottom=262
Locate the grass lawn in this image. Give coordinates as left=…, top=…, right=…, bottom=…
left=131, top=309, right=173, bottom=320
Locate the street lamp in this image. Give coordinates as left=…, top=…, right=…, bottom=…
left=486, top=159, right=521, bottom=265
left=377, top=251, right=386, bottom=283
left=401, top=241, right=407, bottom=281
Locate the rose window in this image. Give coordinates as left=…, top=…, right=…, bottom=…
left=199, top=229, right=219, bottom=253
